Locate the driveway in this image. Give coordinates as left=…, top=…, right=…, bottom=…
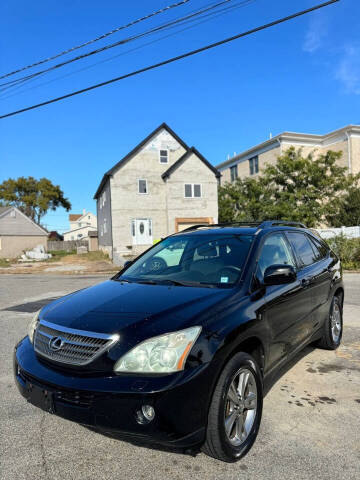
left=0, top=274, right=359, bottom=480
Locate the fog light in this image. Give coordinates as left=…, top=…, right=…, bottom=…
left=135, top=405, right=155, bottom=424
left=142, top=405, right=155, bottom=421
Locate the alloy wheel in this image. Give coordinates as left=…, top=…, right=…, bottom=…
left=331, top=302, right=342, bottom=343
left=224, top=368, right=257, bottom=446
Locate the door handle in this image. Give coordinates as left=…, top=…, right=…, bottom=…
left=301, top=277, right=313, bottom=287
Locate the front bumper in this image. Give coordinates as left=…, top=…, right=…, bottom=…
left=14, top=337, right=213, bottom=448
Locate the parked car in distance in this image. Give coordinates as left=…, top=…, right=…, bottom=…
left=14, top=220, right=344, bottom=462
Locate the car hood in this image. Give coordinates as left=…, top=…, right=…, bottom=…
left=40, top=279, right=233, bottom=335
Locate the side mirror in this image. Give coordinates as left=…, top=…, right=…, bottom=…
left=123, top=260, right=133, bottom=268
left=263, top=264, right=296, bottom=286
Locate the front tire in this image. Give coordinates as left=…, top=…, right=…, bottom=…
left=317, top=294, right=343, bottom=350
left=202, top=352, right=263, bottom=462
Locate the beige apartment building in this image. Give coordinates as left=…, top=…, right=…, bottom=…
left=217, top=125, right=360, bottom=184
left=94, top=123, right=220, bottom=265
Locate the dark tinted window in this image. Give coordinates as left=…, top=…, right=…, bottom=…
left=287, top=232, right=316, bottom=267
left=194, top=184, right=201, bottom=197
left=184, top=184, right=192, bottom=197
left=138, top=179, right=147, bottom=194
left=309, top=236, right=328, bottom=261
left=230, top=165, right=238, bottom=182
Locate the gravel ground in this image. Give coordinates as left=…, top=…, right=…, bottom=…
left=0, top=273, right=359, bottom=480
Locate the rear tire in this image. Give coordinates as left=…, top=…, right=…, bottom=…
left=202, top=352, right=263, bottom=462
left=317, top=295, right=343, bottom=350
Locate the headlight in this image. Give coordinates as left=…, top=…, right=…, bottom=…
left=114, top=326, right=201, bottom=373
left=28, top=310, right=40, bottom=344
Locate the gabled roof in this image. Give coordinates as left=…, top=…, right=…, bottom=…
left=69, top=212, right=95, bottom=222
left=0, top=206, right=48, bottom=236
left=162, top=147, right=221, bottom=180
left=69, top=214, right=82, bottom=221
left=94, top=123, right=190, bottom=199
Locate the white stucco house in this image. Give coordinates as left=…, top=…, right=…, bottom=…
left=94, top=123, right=220, bottom=265
left=63, top=210, right=97, bottom=241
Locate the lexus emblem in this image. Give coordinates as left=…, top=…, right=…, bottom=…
left=49, top=336, right=65, bottom=351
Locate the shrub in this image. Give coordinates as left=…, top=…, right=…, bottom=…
left=326, top=235, right=360, bottom=270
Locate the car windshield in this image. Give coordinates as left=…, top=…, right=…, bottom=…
left=117, top=234, right=254, bottom=288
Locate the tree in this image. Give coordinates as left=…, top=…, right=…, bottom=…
left=219, top=177, right=272, bottom=222
left=0, top=176, right=71, bottom=224
left=218, top=148, right=359, bottom=228
left=330, top=186, right=360, bottom=226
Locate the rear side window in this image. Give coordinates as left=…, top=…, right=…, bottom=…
left=308, top=236, right=328, bottom=261
left=287, top=232, right=317, bottom=267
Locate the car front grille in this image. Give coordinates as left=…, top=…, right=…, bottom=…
left=34, top=320, right=119, bottom=366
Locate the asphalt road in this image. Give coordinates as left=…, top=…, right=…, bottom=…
left=0, top=274, right=359, bottom=480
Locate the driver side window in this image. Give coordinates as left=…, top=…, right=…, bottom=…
left=257, top=233, right=295, bottom=278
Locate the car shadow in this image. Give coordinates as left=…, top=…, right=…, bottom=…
left=82, top=425, right=199, bottom=456
left=263, top=344, right=315, bottom=396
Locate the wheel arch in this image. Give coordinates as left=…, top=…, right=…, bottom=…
left=226, top=336, right=265, bottom=377
left=334, top=286, right=344, bottom=307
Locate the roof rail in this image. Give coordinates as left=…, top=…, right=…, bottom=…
left=260, top=220, right=306, bottom=228
left=180, top=222, right=263, bottom=232
left=179, top=220, right=306, bottom=233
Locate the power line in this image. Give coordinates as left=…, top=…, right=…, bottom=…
left=0, top=0, right=252, bottom=99
left=0, top=0, right=239, bottom=91
left=0, top=0, right=340, bottom=120
left=0, top=0, right=191, bottom=81
left=0, top=2, right=248, bottom=100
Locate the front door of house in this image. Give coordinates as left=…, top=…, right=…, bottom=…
left=132, top=219, right=152, bottom=245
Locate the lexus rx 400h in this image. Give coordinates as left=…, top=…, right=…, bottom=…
left=14, top=221, right=343, bottom=462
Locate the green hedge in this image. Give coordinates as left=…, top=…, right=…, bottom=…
left=326, top=235, right=360, bottom=270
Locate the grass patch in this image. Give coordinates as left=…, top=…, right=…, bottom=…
left=81, top=251, right=110, bottom=261
left=47, top=250, right=111, bottom=263
left=0, top=258, right=11, bottom=268
left=47, top=250, right=76, bottom=262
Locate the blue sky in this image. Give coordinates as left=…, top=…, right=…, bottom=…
left=1, top=0, right=359, bottom=232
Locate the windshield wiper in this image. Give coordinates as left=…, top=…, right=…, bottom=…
left=136, top=279, right=191, bottom=286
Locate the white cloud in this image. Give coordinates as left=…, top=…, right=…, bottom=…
left=303, top=16, right=328, bottom=53
left=335, top=45, right=360, bottom=95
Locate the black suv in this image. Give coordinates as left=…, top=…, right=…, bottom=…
left=14, top=221, right=343, bottom=462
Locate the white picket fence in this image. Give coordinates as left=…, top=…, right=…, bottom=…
left=317, top=226, right=360, bottom=239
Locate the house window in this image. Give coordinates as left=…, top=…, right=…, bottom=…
left=138, top=179, right=148, bottom=194
left=184, top=184, right=202, bottom=198
left=159, top=149, right=169, bottom=164
left=104, top=218, right=107, bottom=234
left=230, top=165, right=238, bottom=182
left=249, top=156, right=259, bottom=175
left=10, top=210, right=16, bottom=218
left=88, top=215, right=90, bottom=220
left=78, top=222, right=82, bottom=227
